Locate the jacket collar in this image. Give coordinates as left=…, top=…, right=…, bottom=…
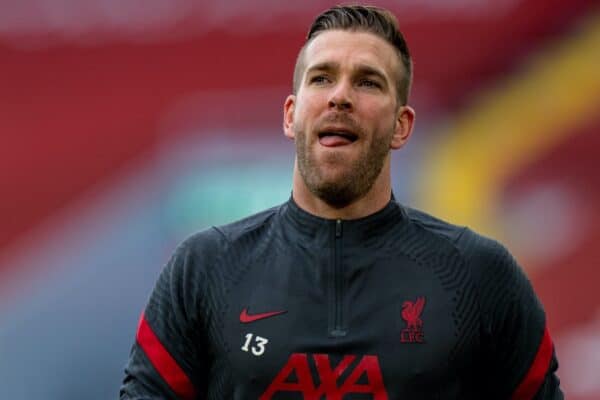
left=280, top=193, right=405, bottom=247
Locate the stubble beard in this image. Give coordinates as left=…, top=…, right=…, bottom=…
left=294, top=124, right=392, bottom=209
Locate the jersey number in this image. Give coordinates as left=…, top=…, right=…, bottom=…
left=241, top=333, right=268, bottom=356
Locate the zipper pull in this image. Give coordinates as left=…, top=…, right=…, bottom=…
left=335, top=219, right=342, bottom=238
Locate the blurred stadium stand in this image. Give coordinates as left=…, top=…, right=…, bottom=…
left=0, top=1, right=598, bottom=398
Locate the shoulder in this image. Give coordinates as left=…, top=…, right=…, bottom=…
left=177, top=204, right=280, bottom=254
left=451, top=227, right=525, bottom=293
left=172, top=226, right=226, bottom=264
left=168, top=204, right=281, bottom=278
left=404, top=206, right=515, bottom=272
left=212, top=204, right=280, bottom=243
left=403, top=206, right=467, bottom=245
left=403, top=206, right=533, bottom=303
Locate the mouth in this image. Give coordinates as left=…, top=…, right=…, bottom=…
left=318, top=130, right=359, bottom=147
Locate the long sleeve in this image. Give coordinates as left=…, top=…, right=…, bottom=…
left=461, top=230, right=563, bottom=399
left=120, top=232, right=218, bottom=399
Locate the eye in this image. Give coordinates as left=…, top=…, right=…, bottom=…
left=358, top=79, right=381, bottom=88
left=309, top=75, right=331, bottom=85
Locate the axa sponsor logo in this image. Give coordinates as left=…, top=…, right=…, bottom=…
left=260, top=353, right=388, bottom=399
left=401, top=296, right=426, bottom=344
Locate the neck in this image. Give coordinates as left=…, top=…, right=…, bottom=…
left=291, top=158, right=393, bottom=220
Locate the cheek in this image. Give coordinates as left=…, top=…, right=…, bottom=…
left=362, top=98, right=394, bottom=116
left=297, top=90, right=327, bottom=113
left=293, top=97, right=322, bottom=130
left=361, top=102, right=396, bottom=130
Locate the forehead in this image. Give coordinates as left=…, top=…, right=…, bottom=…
left=303, top=30, right=399, bottom=78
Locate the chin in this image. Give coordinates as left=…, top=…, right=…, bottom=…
left=310, top=176, right=361, bottom=208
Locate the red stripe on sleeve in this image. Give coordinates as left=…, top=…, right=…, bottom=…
left=136, top=312, right=196, bottom=400
left=511, top=325, right=553, bottom=400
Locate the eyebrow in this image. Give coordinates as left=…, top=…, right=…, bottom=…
left=305, top=62, right=389, bottom=85
left=306, top=61, right=338, bottom=74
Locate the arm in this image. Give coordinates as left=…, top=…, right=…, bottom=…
left=464, top=231, right=563, bottom=399
left=120, top=234, right=216, bottom=399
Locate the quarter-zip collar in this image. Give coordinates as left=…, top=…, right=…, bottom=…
left=280, top=193, right=405, bottom=247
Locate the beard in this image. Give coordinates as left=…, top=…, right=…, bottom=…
left=294, top=114, right=393, bottom=208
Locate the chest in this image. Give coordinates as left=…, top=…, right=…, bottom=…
left=213, top=245, right=480, bottom=398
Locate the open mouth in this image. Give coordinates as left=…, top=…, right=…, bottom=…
left=318, top=131, right=358, bottom=147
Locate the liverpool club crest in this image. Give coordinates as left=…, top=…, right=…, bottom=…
left=401, top=297, right=426, bottom=343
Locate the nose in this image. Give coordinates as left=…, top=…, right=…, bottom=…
left=328, top=80, right=353, bottom=111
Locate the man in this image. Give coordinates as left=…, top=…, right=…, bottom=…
left=121, top=5, right=562, bottom=399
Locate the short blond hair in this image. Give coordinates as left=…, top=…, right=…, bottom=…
left=293, top=5, right=413, bottom=105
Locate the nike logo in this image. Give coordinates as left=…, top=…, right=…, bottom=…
left=240, top=308, right=287, bottom=323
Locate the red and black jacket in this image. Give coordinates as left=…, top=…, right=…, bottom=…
left=121, top=197, right=562, bottom=399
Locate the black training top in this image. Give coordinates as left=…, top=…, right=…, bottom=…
left=121, top=197, right=562, bottom=399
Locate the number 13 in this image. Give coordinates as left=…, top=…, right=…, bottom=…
left=241, top=333, right=269, bottom=356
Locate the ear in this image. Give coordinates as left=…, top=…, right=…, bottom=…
left=283, top=95, right=296, bottom=140
left=390, top=105, right=415, bottom=150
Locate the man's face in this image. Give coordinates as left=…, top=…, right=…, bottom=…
left=284, top=30, right=410, bottom=207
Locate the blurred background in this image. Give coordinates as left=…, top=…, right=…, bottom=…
left=1, top=0, right=598, bottom=398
